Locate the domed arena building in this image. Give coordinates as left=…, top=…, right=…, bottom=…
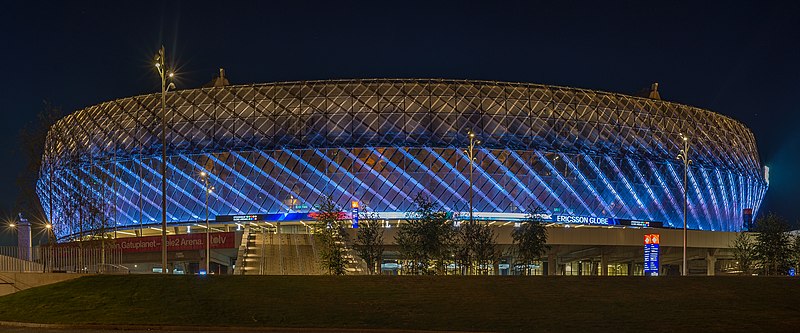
left=36, top=78, right=768, bottom=275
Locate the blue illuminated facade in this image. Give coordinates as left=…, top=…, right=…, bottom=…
left=37, top=79, right=768, bottom=239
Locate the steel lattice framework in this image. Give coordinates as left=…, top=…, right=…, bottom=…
left=37, top=79, right=767, bottom=239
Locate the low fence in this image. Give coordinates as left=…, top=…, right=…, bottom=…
left=0, top=245, right=126, bottom=274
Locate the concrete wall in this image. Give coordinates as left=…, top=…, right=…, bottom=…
left=0, top=273, right=86, bottom=297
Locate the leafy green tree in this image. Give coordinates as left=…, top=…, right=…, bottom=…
left=313, top=197, right=348, bottom=275
left=790, top=234, right=800, bottom=274
left=354, top=211, right=385, bottom=275
left=511, top=208, right=550, bottom=275
left=731, top=232, right=756, bottom=275
left=454, top=221, right=496, bottom=275
left=753, top=213, right=791, bottom=276
left=473, top=222, right=497, bottom=275
left=396, top=194, right=454, bottom=275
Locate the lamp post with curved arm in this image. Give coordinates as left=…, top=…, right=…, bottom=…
left=467, top=131, right=481, bottom=225
left=677, top=134, right=692, bottom=276
left=154, top=46, right=175, bottom=274
left=200, top=171, right=214, bottom=274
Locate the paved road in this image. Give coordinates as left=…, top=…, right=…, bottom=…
left=0, top=327, right=466, bottom=333
left=0, top=329, right=383, bottom=333
left=0, top=327, right=256, bottom=333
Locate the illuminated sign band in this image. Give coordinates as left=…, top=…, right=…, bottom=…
left=554, top=215, right=617, bottom=226
left=618, top=219, right=664, bottom=228
left=233, top=215, right=259, bottom=221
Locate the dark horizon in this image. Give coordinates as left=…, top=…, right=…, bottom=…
left=1, top=1, right=798, bottom=245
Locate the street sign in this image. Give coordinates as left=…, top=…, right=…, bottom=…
left=351, top=201, right=359, bottom=228
left=644, top=234, right=660, bottom=276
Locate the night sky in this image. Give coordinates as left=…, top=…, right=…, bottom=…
left=1, top=1, right=798, bottom=243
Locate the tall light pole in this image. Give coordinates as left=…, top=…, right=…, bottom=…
left=200, top=171, right=214, bottom=274
left=677, top=134, right=692, bottom=276
left=467, top=131, right=480, bottom=225
left=154, top=46, right=175, bottom=274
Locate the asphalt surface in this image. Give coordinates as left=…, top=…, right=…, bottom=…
left=0, top=327, right=469, bottom=333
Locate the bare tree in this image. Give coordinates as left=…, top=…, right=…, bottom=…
left=16, top=101, right=62, bottom=236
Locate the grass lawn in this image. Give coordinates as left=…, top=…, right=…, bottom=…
left=0, top=275, right=798, bottom=332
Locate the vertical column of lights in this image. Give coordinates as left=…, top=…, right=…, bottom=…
left=154, top=46, right=175, bottom=274
left=700, top=168, right=722, bottom=226
left=726, top=171, right=740, bottom=229
left=677, top=134, right=691, bottom=276
left=714, top=169, right=731, bottom=227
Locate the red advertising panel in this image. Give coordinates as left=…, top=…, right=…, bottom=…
left=114, top=232, right=236, bottom=253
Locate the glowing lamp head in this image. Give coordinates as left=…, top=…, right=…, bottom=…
left=155, top=62, right=161, bottom=68
left=9, top=223, right=15, bottom=228
left=168, top=72, right=174, bottom=78
left=351, top=201, right=359, bottom=209
left=45, top=224, right=52, bottom=229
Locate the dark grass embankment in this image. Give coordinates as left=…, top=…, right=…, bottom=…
left=0, top=275, right=798, bottom=332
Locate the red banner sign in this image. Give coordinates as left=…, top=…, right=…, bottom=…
left=114, top=232, right=236, bottom=253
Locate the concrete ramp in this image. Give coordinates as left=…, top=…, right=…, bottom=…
left=0, top=273, right=86, bottom=297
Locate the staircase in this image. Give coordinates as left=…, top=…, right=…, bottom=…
left=235, top=227, right=322, bottom=275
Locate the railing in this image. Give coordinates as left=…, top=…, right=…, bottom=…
left=0, top=245, right=125, bottom=274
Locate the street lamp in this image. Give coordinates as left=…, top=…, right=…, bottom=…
left=200, top=171, right=215, bottom=274
left=44, top=223, right=54, bottom=244
left=466, top=131, right=481, bottom=225
left=677, top=134, right=692, bottom=276
left=154, top=46, right=176, bottom=274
